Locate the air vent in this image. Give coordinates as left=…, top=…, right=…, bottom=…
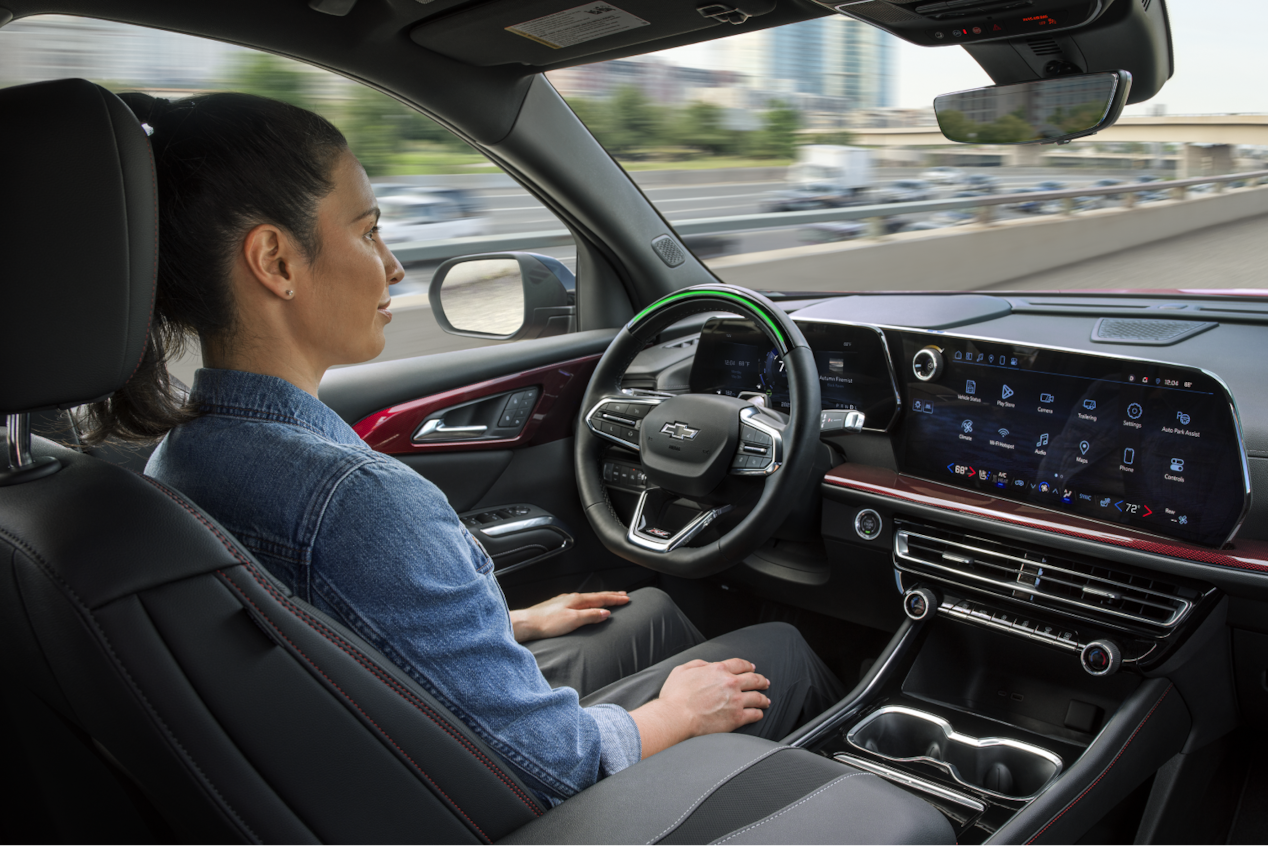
left=1027, top=37, right=1063, bottom=56
left=1091, top=317, right=1217, bottom=346
left=894, top=520, right=1202, bottom=630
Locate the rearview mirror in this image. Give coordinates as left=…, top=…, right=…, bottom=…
left=934, top=71, right=1131, bottom=145
left=429, top=252, right=575, bottom=342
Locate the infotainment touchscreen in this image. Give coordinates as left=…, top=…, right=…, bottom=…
left=895, top=330, right=1249, bottom=547
left=688, top=317, right=899, bottom=430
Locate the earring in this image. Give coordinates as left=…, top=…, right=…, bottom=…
left=285, top=290, right=294, bottom=298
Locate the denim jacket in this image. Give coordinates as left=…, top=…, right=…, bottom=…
left=146, top=368, right=640, bottom=805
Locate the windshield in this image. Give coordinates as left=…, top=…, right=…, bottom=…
left=555, top=2, right=1268, bottom=296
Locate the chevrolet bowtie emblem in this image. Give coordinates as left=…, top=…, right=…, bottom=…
left=660, top=422, right=700, bottom=441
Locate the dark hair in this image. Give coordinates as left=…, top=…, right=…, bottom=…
left=81, top=92, right=348, bottom=444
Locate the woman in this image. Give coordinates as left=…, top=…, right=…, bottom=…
left=85, top=91, right=843, bottom=806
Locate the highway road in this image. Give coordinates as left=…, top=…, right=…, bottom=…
left=165, top=166, right=1258, bottom=385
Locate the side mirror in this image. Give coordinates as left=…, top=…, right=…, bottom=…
left=429, top=252, right=575, bottom=342
left=934, top=71, right=1132, bottom=145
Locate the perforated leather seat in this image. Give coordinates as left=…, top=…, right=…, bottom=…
left=0, top=79, right=954, bottom=844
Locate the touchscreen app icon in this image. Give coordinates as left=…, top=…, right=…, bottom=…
left=1171, top=458, right=1185, bottom=472
left=1040, top=393, right=1055, bottom=404
left=1036, top=433, right=1049, bottom=447
left=965, top=380, right=976, bottom=395
left=1100, top=496, right=1112, bottom=507
left=1001, top=385, right=1014, bottom=400
left=1127, top=402, right=1143, bottom=420
left=1079, top=440, right=1091, bottom=455
left=1176, top=411, right=1191, bottom=425
left=961, top=419, right=973, bottom=434
left=1083, top=399, right=1097, bottom=411
left=1123, top=448, right=1135, bottom=465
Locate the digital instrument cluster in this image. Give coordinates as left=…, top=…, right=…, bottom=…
left=688, top=317, right=900, bottom=431
left=894, top=331, right=1250, bottom=548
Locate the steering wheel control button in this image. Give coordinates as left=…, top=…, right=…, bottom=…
left=854, top=508, right=883, bottom=540
left=1081, top=640, right=1122, bottom=676
left=912, top=346, right=944, bottom=382
left=903, top=587, right=939, bottom=621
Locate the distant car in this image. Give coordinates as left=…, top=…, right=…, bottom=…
left=798, top=222, right=867, bottom=243
left=921, top=166, right=964, bottom=185
left=1080, top=178, right=1124, bottom=208
left=1133, top=175, right=1169, bottom=203
left=373, top=183, right=484, bottom=218
left=376, top=194, right=488, bottom=246
left=904, top=211, right=975, bottom=232
left=878, top=179, right=933, bottom=204
left=372, top=182, right=424, bottom=199
left=762, top=184, right=860, bottom=212
left=963, top=174, right=1002, bottom=194
left=1033, top=180, right=1068, bottom=192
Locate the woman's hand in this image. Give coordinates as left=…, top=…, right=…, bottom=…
left=629, top=659, right=771, bottom=759
left=510, top=591, right=631, bottom=643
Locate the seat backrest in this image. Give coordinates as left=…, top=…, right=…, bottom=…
left=0, top=79, right=545, bottom=842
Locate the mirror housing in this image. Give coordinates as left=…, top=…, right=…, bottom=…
left=934, top=71, right=1131, bottom=145
left=429, top=251, right=575, bottom=342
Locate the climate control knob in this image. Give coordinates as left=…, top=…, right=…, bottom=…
left=903, top=587, right=939, bottom=621
left=1080, top=640, right=1122, bottom=676
left=912, top=346, right=944, bottom=382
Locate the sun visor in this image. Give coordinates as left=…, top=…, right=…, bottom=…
left=411, top=0, right=778, bottom=67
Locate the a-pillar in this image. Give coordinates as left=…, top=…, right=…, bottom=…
left=1007, top=145, right=1045, bottom=167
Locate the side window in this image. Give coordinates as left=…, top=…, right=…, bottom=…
left=0, top=15, right=576, bottom=382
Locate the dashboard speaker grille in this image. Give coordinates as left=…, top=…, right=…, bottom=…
left=651, top=235, right=686, bottom=268
left=1091, top=317, right=1217, bottom=346
left=893, top=519, right=1202, bottom=630
left=1027, top=37, right=1063, bottom=56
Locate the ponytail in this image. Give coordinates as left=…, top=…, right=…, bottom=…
left=81, top=91, right=348, bottom=445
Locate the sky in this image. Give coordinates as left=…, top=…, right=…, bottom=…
left=663, top=1, right=1267, bottom=116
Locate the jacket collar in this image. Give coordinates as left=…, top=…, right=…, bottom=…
left=189, top=368, right=367, bottom=448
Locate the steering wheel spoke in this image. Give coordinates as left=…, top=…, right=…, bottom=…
left=729, top=406, right=784, bottom=477
left=583, top=394, right=666, bottom=451
left=628, top=488, right=732, bottom=553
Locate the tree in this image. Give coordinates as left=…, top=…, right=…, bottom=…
left=753, top=101, right=800, bottom=159
left=673, top=101, right=736, bottom=156
left=228, top=53, right=312, bottom=109
left=336, top=85, right=407, bottom=176
left=607, top=85, right=660, bottom=154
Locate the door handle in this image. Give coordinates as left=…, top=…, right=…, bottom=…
left=412, top=419, right=488, bottom=442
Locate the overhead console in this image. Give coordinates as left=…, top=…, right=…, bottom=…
left=893, top=329, right=1250, bottom=548
left=815, top=0, right=1108, bottom=47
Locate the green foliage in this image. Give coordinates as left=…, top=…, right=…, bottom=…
left=975, top=113, right=1033, bottom=143
left=228, top=53, right=312, bottom=109
left=751, top=101, right=800, bottom=159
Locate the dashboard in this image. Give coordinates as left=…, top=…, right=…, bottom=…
left=687, top=313, right=1251, bottom=549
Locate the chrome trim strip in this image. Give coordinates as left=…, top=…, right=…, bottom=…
left=626, top=489, right=730, bottom=553
left=895, top=529, right=1190, bottom=629
left=482, top=516, right=556, bottom=537
left=582, top=396, right=665, bottom=452
left=6, top=414, right=32, bottom=469
left=832, top=753, right=986, bottom=813
left=846, top=705, right=1063, bottom=802
left=412, top=419, right=488, bottom=442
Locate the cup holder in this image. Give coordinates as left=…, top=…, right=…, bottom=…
left=846, top=706, right=1062, bottom=800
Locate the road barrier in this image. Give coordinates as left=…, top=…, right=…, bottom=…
left=390, top=170, right=1268, bottom=266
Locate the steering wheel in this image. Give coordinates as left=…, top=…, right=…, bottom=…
left=576, top=285, right=821, bottom=578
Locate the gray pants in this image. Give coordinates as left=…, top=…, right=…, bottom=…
left=526, top=588, right=846, bottom=742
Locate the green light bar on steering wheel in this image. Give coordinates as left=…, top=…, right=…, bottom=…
left=627, top=289, right=790, bottom=354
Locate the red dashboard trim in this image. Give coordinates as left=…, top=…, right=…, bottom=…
left=353, top=355, right=601, bottom=455
left=823, top=464, right=1268, bottom=574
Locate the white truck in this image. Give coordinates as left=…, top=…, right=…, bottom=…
left=763, top=145, right=875, bottom=211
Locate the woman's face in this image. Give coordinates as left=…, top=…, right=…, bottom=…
left=301, top=150, right=404, bottom=367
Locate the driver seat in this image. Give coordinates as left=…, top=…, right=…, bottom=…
left=0, top=79, right=954, bottom=844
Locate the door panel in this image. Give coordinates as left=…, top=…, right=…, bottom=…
left=320, top=329, right=643, bottom=607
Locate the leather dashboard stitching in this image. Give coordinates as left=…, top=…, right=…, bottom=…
left=710, top=771, right=871, bottom=844
left=0, top=523, right=261, bottom=844
left=217, top=570, right=492, bottom=843
left=1024, top=683, right=1174, bottom=844
left=648, top=745, right=791, bottom=844
left=138, top=476, right=544, bottom=819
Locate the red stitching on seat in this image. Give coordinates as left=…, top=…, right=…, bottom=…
left=218, top=573, right=491, bottom=843
left=140, top=475, right=544, bottom=818
left=1025, top=683, right=1174, bottom=844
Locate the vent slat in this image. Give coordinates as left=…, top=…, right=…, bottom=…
left=895, top=521, right=1196, bottom=629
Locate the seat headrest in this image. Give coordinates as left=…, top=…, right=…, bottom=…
left=0, top=79, right=157, bottom=415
